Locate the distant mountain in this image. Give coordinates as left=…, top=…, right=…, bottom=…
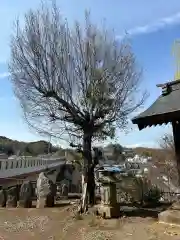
left=0, top=136, right=168, bottom=166
left=0, top=136, right=59, bottom=156
left=134, top=147, right=165, bottom=158
left=0, top=136, right=128, bottom=161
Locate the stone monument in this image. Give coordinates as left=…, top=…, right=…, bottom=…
left=36, top=172, right=56, bottom=208
left=6, top=186, right=18, bottom=208
left=61, top=183, right=68, bottom=199
left=0, top=189, right=6, bottom=207
left=19, top=181, right=33, bottom=208
left=96, top=170, right=120, bottom=218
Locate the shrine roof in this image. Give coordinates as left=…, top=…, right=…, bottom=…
left=132, top=79, right=180, bottom=130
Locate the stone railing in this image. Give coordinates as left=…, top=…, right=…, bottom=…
left=0, top=156, right=65, bottom=171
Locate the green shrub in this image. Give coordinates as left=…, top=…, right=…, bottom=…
left=143, top=185, right=161, bottom=204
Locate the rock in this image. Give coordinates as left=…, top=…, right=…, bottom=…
left=61, top=184, right=68, bottom=199
left=159, top=210, right=180, bottom=225
left=46, top=193, right=55, bottom=207
left=36, top=172, right=56, bottom=208
left=71, top=184, right=77, bottom=193
left=6, top=186, right=18, bottom=208
left=0, top=189, right=6, bottom=207
left=57, top=184, right=61, bottom=194
left=55, top=184, right=61, bottom=200
left=19, top=181, right=33, bottom=208
left=170, top=201, right=180, bottom=210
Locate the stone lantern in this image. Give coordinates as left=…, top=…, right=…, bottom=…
left=96, top=169, right=120, bottom=218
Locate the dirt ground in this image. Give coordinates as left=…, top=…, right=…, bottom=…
left=0, top=202, right=180, bottom=240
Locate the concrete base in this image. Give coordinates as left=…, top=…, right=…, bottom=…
left=159, top=210, right=180, bottom=225
left=95, top=204, right=120, bottom=219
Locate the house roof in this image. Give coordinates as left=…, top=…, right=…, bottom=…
left=132, top=79, right=180, bottom=130
left=101, top=166, right=122, bottom=173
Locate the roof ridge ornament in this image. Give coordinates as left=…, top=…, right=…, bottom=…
left=157, top=79, right=180, bottom=88
left=161, top=84, right=171, bottom=96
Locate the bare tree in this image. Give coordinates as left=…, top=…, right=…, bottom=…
left=159, top=133, right=175, bottom=156
left=9, top=2, right=147, bottom=210
left=159, top=133, right=178, bottom=188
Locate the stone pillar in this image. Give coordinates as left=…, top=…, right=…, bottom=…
left=100, top=184, right=117, bottom=206
left=36, top=172, right=56, bottom=208
left=19, top=181, right=33, bottom=208
left=56, top=184, right=61, bottom=200
left=61, top=184, right=68, bottom=199
left=6, top=186, right=18, bottom=208
left=98, top=182, right=120, bottom=218
left=0, top=189, right=6, bottom=207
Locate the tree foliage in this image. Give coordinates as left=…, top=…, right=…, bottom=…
left=9, top=2, right=147, bottom=146
left=159, top=133, right=178, bottom=186
left=104, top=143, right=124, bottom=163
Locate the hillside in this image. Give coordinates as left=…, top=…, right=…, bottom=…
left=134, top=147, right=173, bottom=164
left=0, top=136, right=59, bottom=156
left=0, top=136, right=170, bottom=160
left=0, top=137, right=125, bottom=163
left=0, top=136, right=177, bottom=179
left=134, top=146, right=178, bottom=187
left=0, top=136, right=178, bottom=190
left=134, top=147, right=164, bottom=156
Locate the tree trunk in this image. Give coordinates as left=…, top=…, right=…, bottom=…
left=81, top=131, right=95, bottom=212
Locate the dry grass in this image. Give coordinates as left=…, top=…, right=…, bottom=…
left=0, top=203, right=179, bottom=239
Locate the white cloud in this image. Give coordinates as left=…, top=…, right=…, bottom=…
left=0, top=72, right=10, bottom=79
left=116, top=11, right=180, bottom=38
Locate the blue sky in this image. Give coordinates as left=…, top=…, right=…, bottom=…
left=0, top=0, right=180, bottom=148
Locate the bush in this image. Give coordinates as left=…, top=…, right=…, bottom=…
left=134, top=177, right=162, bottom=205
left=143, top=185, right=161, bottom=205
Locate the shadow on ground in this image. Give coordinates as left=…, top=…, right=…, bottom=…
left=31, top=200, right=71, bottom=208
left=120, top=203, right=171, bottom=218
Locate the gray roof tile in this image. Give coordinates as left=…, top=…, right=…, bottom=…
left=132, top=80, right=180, bottom=129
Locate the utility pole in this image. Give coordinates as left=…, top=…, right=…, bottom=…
left=48, top=134, right=51, bottom=154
